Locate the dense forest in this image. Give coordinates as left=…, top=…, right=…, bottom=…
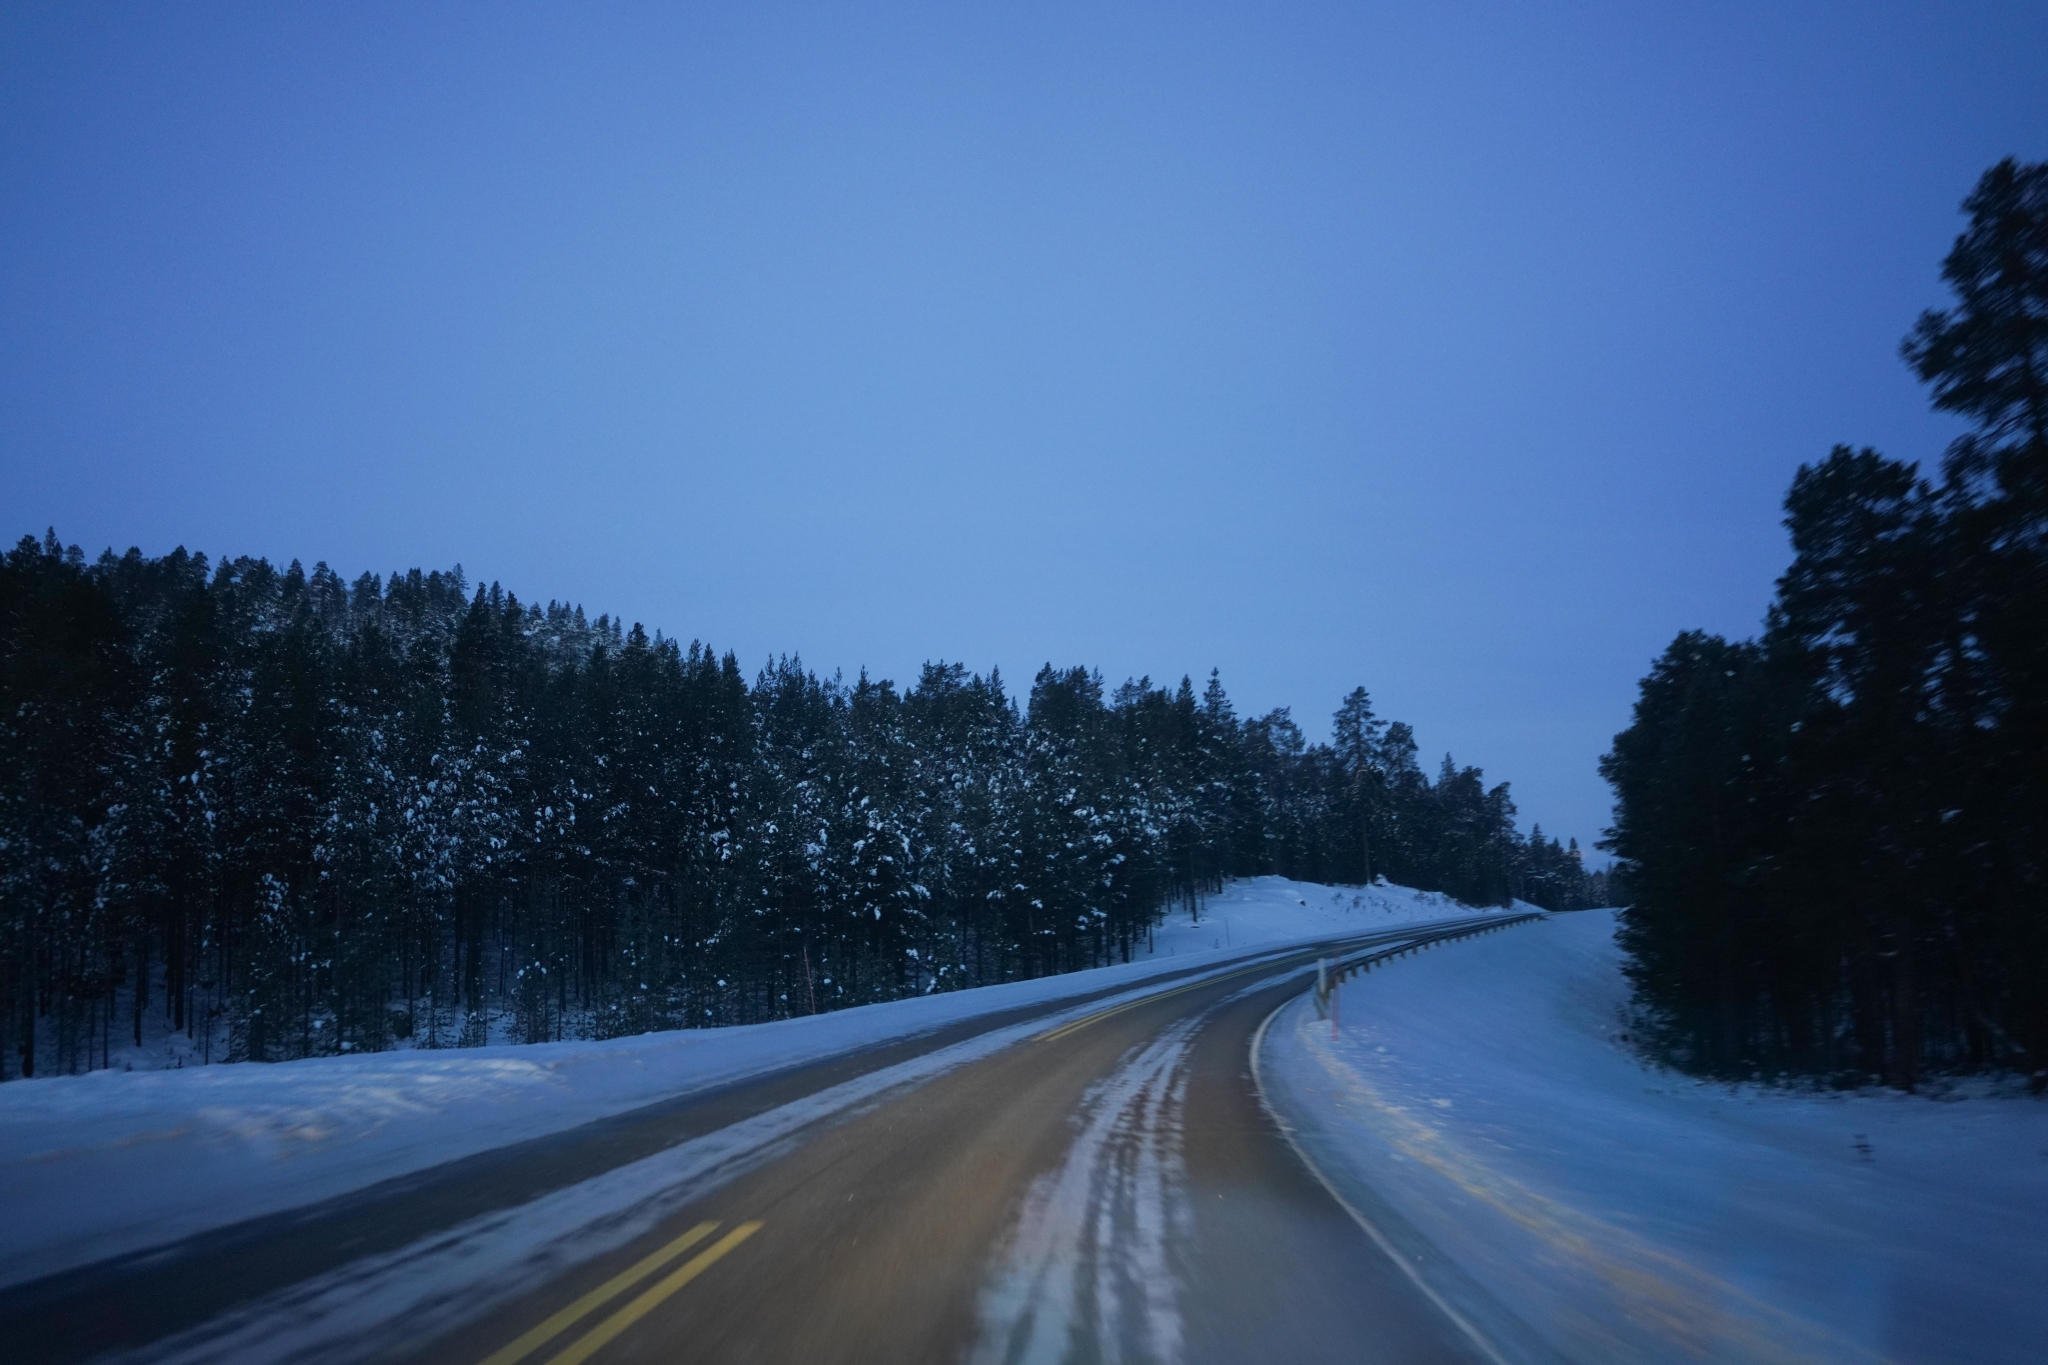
left=0, top=544, right=1600, bottom=1079
left=1603, top=159, right=2048, bottom=1088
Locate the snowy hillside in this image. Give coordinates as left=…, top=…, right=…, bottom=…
left=1144, top=875, right=1483, bottom=957
left=1260, top=909, right=2048, bottom=1365
left=0, top=876, right=1494, bottom=1289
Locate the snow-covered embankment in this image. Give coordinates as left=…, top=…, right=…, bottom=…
left=1258, top=909, right=2048, bottom=1365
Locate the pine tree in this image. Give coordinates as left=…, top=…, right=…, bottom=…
left=1, top=533, right=1580, bottom=1076
left=1605, top=160, right=2048, bottom=1084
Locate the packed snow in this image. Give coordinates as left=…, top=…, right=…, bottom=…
left=1259, top=909, right=2048, bottom=1365
left=972, top=1015, right=1199, bottom=1364
left=0, top=876, right=1495, bottom=1290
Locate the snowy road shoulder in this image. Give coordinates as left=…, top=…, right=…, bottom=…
left=1257, top=910, right=2048, bottom=1365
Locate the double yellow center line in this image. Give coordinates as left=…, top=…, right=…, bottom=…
left=1033, top=949, right=1320, bottom=1043
left=478, top=1219, right=762, bottom=1365
left=1033, top=926, right=1455, bottom=1044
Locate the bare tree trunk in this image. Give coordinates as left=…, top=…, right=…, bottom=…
left=134, top=932, right=149, bottom=1048
left=1888, top=906, right=1920, bottom=1090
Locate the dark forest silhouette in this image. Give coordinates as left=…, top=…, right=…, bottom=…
left=1603, top=160, right=2048, bottom=1087
left=0, top=544, right=1597, bottom=1078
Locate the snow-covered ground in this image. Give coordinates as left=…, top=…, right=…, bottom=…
left=0, top=876, right=1494, bottom=1291
left=1142, top=877, right=1482, bottom=959
left=1260, top=909, right=2048, bottom=1365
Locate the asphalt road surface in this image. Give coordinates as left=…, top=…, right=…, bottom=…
left=5, top=923, right=1517, bottom=1365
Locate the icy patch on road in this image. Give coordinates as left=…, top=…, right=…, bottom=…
left=972, top=1020, right=1198, bottom=1365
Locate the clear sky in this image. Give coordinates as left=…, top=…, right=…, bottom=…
left=4, top=2, right=2045, bottom=858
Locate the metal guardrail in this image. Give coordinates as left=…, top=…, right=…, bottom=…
left=1310, top=911, right=1546, bottom=1021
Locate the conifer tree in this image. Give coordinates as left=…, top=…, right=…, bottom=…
left=1, top=543, right=1578, bottom=1076
left=1605, top=159, right=2048, bottom=1084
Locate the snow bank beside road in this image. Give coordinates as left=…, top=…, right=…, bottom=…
left=1260, top=909, right=2048, bottom=1365
left=1142, top=876, right=1480, bottom=959
left=0, top=876, right=1489, bottom=1289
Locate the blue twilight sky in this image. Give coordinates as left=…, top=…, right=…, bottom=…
left=3, top=3, right=2045, bottom=859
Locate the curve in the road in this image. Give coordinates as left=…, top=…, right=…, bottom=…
left=10, top=915, right=1540, bottom=1365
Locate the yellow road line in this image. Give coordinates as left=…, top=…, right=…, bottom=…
left=1035, top=976, right=1218, bottom=1042
left=477, top=1222, right=720, bottom=1365
left=1035, top=950, right=1325, bottom=1043
left=542, top=1221, right=764, bottom=1365
left=1033, top=924, right=1476, bottom=1044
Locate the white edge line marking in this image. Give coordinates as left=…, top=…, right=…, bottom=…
left=1249, top=990, right=1516, bottom=1365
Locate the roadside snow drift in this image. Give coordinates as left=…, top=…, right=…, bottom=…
left=1260, top=909, right=2048, bottom=1365
left=0, top=876, right=1485, bottom=1289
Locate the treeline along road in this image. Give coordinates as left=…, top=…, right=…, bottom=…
left=0, top=542, right=1601, bottom=1077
